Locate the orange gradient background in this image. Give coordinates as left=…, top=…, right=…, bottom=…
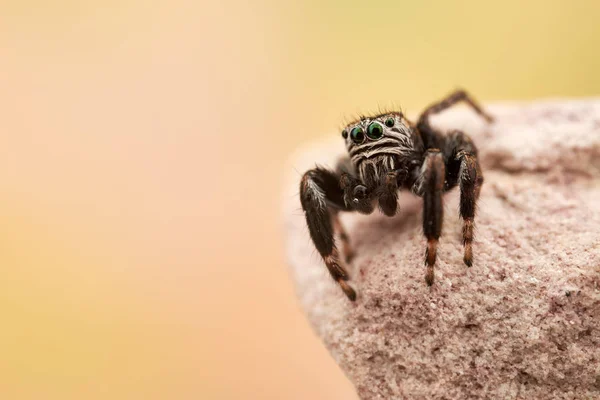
left=1, top=1, right=600, bottom=399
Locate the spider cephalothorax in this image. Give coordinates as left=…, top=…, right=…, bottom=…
left=342, top=112, right=418, bottom=189
left=299, top=90, right=493, bottom=301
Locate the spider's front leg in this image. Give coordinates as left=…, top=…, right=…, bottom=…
left=418, top=150, right=446, bottom=285
left=300, top=167, right=357, bottom=301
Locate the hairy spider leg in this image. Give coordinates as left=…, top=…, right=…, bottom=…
left=417, top=89, right=494, bottom=149
left=441, top=130, right=485, bottom=267
left=300, top=167, right=357, bottom=300
left=420, top=150, right=446, bottom=286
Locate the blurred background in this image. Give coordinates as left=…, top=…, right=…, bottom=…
left=1, top=0, right=600, bottom=399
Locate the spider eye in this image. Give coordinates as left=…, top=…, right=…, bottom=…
left=385, top=117, right=395, bottom=127
left=350, top=127, right=364, bottom=144
left=342, top=130, right=348, bottom=139
left=366, top=122, right=384, bottom=140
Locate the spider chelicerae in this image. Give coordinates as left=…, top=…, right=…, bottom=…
left=299, top=90, right=494, bottom=301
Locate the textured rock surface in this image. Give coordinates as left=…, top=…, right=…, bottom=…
left=283, top=99, right=600, bottom=399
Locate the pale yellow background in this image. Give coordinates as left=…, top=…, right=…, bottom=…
left=1, top=1, right=599, bottom=399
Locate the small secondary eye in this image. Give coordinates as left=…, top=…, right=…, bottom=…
left=366, top=122, right=384, bottom=140
left=342, top=130, right=348, bottom=139
left=350, top=127, right=364, bottom=144
left=385, top=117, right=395, bottom=127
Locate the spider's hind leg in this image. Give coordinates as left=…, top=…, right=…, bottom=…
left=300, top=167, right=356, bottom=300
left=417, top=89, right=494, bottom=149
left=443, top=130, right=484, bottom=268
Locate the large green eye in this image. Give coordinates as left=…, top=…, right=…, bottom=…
left=367, top=122, right=384, bottom=139
left=385, top=117, right=395, bottom=127
left=350, top=127, right=364, bottom=144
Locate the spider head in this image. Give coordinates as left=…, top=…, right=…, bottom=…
left=341, top=112, right=415, bottom=185
left=341, top=112, right=413, bottom=161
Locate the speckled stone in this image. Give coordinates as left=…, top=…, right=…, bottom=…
left=283, top=99, right=600, bottom=399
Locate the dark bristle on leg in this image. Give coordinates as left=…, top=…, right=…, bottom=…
left=300, top=167, right=357, bottom=301
left=421, top=150, right=445, bottom=286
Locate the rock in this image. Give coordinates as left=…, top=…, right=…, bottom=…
left=283, top=99, right=600, bottom=399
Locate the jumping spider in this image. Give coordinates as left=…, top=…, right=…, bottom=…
left=299, top=90, right=494, bottom=301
